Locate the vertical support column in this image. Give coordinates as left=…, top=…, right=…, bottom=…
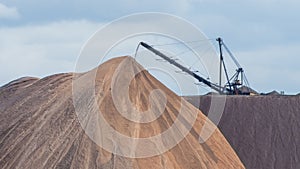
left=217, top=37, right=223, bottom=91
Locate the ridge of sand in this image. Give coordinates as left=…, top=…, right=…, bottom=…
left=0, top=56, right=244, bottom=169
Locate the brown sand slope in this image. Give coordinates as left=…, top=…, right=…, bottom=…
left=0, top=56, right=244, bottom=169
left=184, top=95, right=300, bottom=169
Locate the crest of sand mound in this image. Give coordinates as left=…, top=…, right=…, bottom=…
left=0, top=56, right=244, bottom=169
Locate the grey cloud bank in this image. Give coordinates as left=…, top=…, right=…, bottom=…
left=0, top=1, right=299, bottom=94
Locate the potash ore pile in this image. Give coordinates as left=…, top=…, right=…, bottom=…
left=0, top=56, right=245, bottom=169
left=185, top=95, right=300, bottom=169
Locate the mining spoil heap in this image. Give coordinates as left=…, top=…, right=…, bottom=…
left=0, top=56, right=244, bottom=169
left=185, top=95, right=300, bottom=169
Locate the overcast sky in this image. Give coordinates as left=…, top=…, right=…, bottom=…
left=0, top=0, right=299, bottom=94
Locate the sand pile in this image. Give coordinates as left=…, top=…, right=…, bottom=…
left=0, top=56, right=244, bottom=169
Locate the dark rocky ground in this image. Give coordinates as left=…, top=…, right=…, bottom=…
left=184, top=95, right=300, bottom=169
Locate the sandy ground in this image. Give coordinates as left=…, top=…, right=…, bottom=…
left=0, top=56, right=244, bottom=169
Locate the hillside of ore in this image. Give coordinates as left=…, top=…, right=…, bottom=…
left=0, top=56, right=245, bottom=169
left=184, top=95, right=300, bottom=169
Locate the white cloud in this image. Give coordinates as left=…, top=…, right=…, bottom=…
left=0, top=4, right=299, bottom=94
left=0, top=20, right=102, bottom=85
left=0, top=3, right=20, bottom=19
